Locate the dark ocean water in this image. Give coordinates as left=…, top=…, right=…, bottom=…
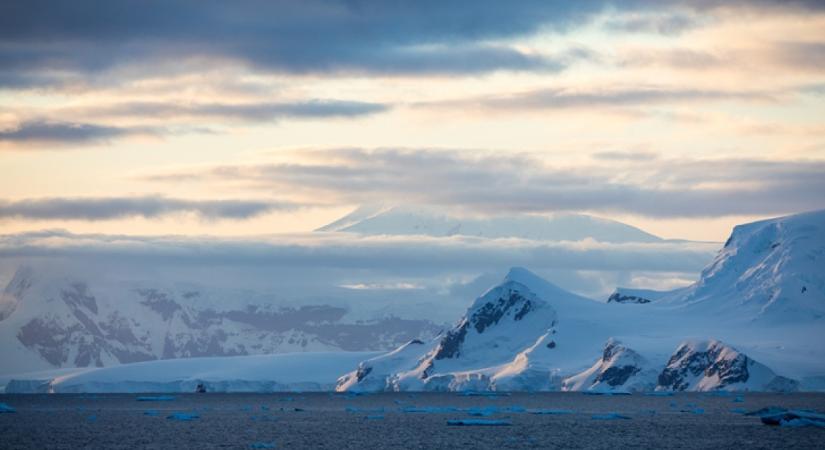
left=1, top=392, right=823, bottom=449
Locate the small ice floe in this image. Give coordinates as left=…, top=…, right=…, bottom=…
left=703, top=391, right=731, bottom=398
left=0, top=402, right=16, bottom=413
left=507, top=405, right=526, bottom=413
left=583, top=392, right=631, bottom=396
left=644, top=392, right=674, bottom=397
left=249, top=442, right=276, bottom=449
left=402, top=406, right=459, bottom=413
left=744, top=407, right=787, bottom=417
left=136, top=396, right=175, bottom=402
left=731, top=408, right=747, bottom=414
left=466, top=406, right=498, bottom=417
left=166, top=412, right=199, bottom=421
left=527, top=409, right=573, bottom=415
left=144, top=410, right=159, bottom=417
left=753, top=409, right=825, bottom=428
left=447, top=419, right=512, bottom=426
left=86, top=415, right=97, bottom=423
left=733, top=396, right=744, bottom=403
left=591, top=413, right=631, bottom=420
left=365, top=415, right=385, bottom=420
left=459, top=391, right=510, bottom=398
left=691, top=408, right=705, bottom=415
left=345, top=406, right=384, bottom=413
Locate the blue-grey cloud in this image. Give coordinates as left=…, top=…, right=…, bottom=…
left=428, top=86, right=775, bottom=111
left=144, top=148, right=825, bottom=218
left=1, top=99, right=388, bottom=147
left=604, top=13, right=699, bottom=35
left=0, top=229, right=717, bottom=275
left=5, top=1, right=820, bottom=86
left=591, top=150, right=659, bottom=161
left=0, top=0, right=605, bottom=84
left=0, top=196, right=302, bottom=220
left=78, top=100, right=390, bottom=121
left=0, top=120, right=139, bottom=144
left=774, top=41, right=825, bottom=72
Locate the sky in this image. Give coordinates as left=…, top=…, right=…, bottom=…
left=1, top=0, right=825, bottom=242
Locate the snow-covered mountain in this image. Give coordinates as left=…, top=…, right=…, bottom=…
left=562, top=339, right=658, bottom=392
left=318, top=205, right=662, bottom=243
left=3, top=210, right=823, bottom=392
left=656, top=340, right=798, bottom=392
left=657, top=209, right=825, bottom=323
left=338, top=266, right=818, bottom=392
left=0, top=265, right=441, bottom=375
left=338, top=211, right=825, bottom=392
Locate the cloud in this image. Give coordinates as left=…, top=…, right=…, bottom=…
left=0, top=196, right=302, bottom=221
left=0, top=120, right=142, bottom=145
left=773, top=41, right=825, bottom=72
left=0, top=1, right=607, bottom=84
left=0, top=227, right=719, bottom=309
left=0, top=229, right=717, bottom=275
left=424, top=86, right=776, bottom=111
left=73, top=99, right=390, bottom=122
left=591, top=150, right=659, bottom=161
left=143, top=148, right=825, bottom=218
left=604, top=12, right=699, bottom=35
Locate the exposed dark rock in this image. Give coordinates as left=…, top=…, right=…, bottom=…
left=356, top=366, right=372, bottom=382
left=596, top=365, right=640, bottom=387
left=658, top=342, right=750, bottom=391
left=61, top=283, right=98, bottom=314
left=470, top=289, right=534, bottom=333
left=607, top=292, right=651, bottom=304
left=546, top=341, right=556, bottom=349
left=434, top=321, right=468, bottom=360
left=136, top=289, right=181, bottom=321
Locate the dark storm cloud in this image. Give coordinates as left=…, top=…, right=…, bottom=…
left=0, top=0, right=605, bottom=83
left=0, top=196, right=302, bottom=220
left=143, top=148, right=825, bottom=219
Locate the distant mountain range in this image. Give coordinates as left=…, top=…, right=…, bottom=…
left=2, top=210, right=822, bottom=393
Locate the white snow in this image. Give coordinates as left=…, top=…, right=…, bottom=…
left=4, top=351, right=380, bottom=393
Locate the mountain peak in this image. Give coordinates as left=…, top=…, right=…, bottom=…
left=317, top=204, right=661, bottom=243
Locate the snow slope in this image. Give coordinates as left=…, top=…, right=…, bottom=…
left=4, top=351, right=381, bottom=393
left=317, top=205, right=661, bottom=243
left=658, top=209, right=825, bottom=323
